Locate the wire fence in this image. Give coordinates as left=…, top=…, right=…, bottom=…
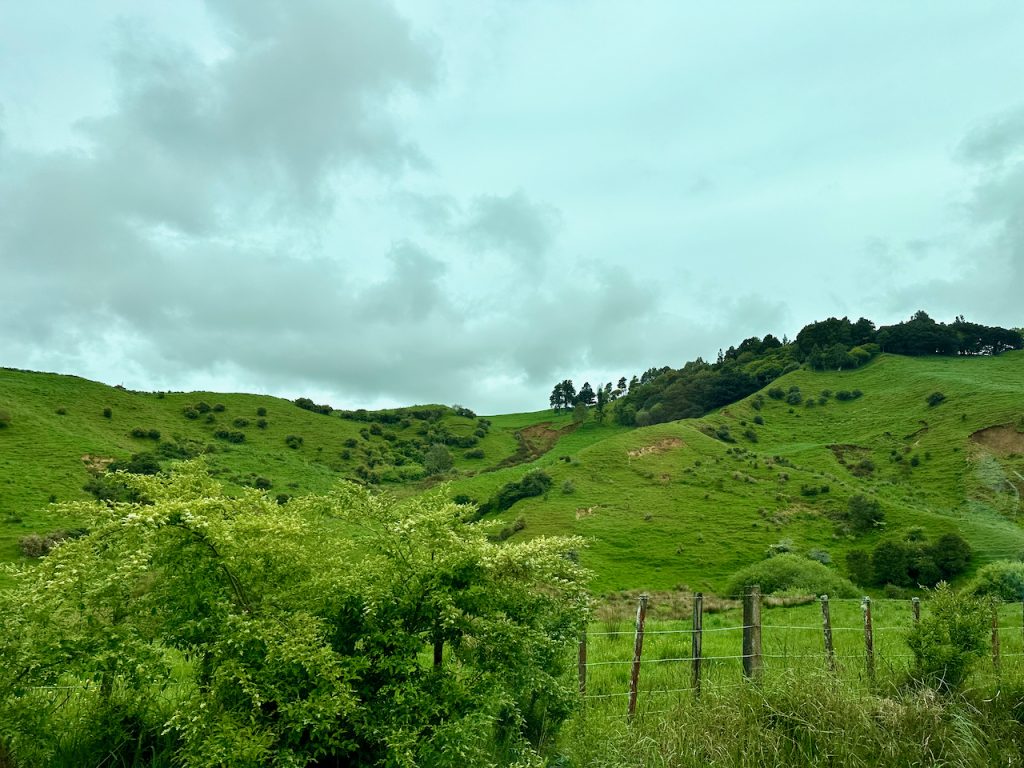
left=580, top=588, right=1024, bottom=718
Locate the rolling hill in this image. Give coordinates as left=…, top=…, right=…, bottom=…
left=2, top=352, right=1023, bottom=595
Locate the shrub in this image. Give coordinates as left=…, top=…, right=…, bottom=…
left=423, top=443, right=453, bottom=475
left=194, top=401, right=211, bottom=414
left=0, top=409, right=11, bottom=428
left=753, top=415, right=764, bottom=425
left=847, top=494, right=884, bottom=533
left=464, top=448, right=485, bottom=459
left=715, top=426, right=735, bottom=443
left=968, top=560, right=1024, bottom=601
left=907, top=583, right=988, bottom=692
left=182, top=407, right=199, bottom=420
left=835, top=390, right=854, bottom=401
left=130, top=427, right=160, bottom=440
left=486, top=470, right=554, bottom=514
left=926, top=391, right=946, bottom=407
left=55, top=407, right=66, bottom=415
left=214, top=430, right=245, bottom=444
left=931, top=533, right=972, bottom=579
left=256, top=418, right=268, bottom=429
left=232, top=418, right=249, bottom=428
left=767, top=387, right=785, bottom=400
left=102, top=407, right=112, bottom=419
left=743, top=428, right=758, bottom=443
left=785, top=390, right=803, bottom=405
left=561, top=480, right=576, bottom=495
left=256, top=407, right=267, bottom=417
left=725, top=553, right=859, bottom=598
left=294, top=397, right=332, bottom=415
left=251, top=476, right=273, bottom=490
left=285, top=435, right=304, bottom=449
left=108, top=452, right=163, bottom=475
left=212, top=403, right=226, bottom=413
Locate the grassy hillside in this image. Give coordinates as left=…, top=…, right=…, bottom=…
left=444, top=352, right=1024, bottom=594
left=2, top=352, right=1023, bottom=596
left=0, top=368, right=597, bottom=567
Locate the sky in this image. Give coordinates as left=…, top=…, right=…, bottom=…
left=1, top=1, right=1023, bottom=414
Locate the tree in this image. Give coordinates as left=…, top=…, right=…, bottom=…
left=617, top=376, right=627, bottom=391
left=0, top=462, right=589, bottom=766
left=847, top=494, right=884, bottom=533
left=576, top=381, right=596, bottom=406
left=549, top=381, right=565, bottom=412
left=560, top=379, right=576, bottom=407
left=595, top=385, right=609, bottom=422
left=423, top=443, right=453, bottom=475
left=572, top=401, right=588, bottom=424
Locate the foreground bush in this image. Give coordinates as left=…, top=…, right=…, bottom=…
left=0, top=462, right=590, bottom=767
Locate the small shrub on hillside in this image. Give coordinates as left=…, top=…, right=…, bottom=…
left=715, top=426, right=735, bottom=443
left=182, top=407, right=199, bottom=420
left=251, top=476, right=273, bottom=490
left=785, top=390, right=803, bottom=405
left=847, top=494, right=884, bottom=533
left=423, top=443, right=453, bottom=475
left=294, top=397, right=333, bottom=415
left=845, top=549, right=873, bottom=585
left=767, top=387, right=785, bottom=400
left=193, top=401, right=211, bottom=414
left=726, top=553, right=858, bottom=598
left=835, top=390, right=854, bottom=401
left=285, top=435, right=304, bottom=449
left=212, top=403, right=226, bottom=413
left=907, top=584, right=988, bottom=692
left=807, top=549, right=832, bottom=565
left=256, top=418, right=268, bottom=429
left=109, top=452, right=162, bottom=475
left=743, top=428, right=758, bottom=443
left=232, top=418, right=249, bottom=428
left=0, top=409, right=11, bottom=428
left=256, top=407, right=267, bottom=417
left=968, top=560, right=1024, bottom=601
left=213, top=429, right=245, bottom=443
left=753, top=414, right=764, bottom=425
left=130, top=427, right=160, bottom=440
left=561, top=480, right=576, bottom=495
left=464, top=448, right=485, bottom=459
left=102, top=407, right=112, bottom=419
left=452, top=405, right=476, bottom=418
left=55, top=407, right=67, bottom=415
left=926, top=391, right=946, bottom=407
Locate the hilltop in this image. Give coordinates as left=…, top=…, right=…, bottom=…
left=2, top=351, right=1023, bottom=596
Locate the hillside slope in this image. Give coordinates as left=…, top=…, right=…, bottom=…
left=2, top=353, right=1023, bottom=596
left=443, top=353, right=1024, bottom=593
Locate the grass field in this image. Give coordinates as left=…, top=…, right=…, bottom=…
left=2, top=352, right=1023, bottom=596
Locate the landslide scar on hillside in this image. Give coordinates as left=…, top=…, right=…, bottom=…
left=970, top=424, right=1024, bottom=456
left=627, top=437, right=684, bottom=458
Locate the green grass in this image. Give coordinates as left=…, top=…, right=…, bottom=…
left=3, top=352, right=1024, bottom=596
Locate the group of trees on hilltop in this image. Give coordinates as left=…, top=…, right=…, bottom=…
left=796, top=312, right=1022, bottom=369
left=551, top=311, right=1021, bottom=428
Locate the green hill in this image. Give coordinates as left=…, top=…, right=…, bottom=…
left=2, top=352, right=1023, bottom=596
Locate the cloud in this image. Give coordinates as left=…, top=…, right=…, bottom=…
left=460, top=190, right=561, bottom=269
left=884, top=104, right=1024, bottom=328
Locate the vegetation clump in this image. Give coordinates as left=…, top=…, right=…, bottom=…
left=0, top=463, right=589, bottom=766
left=725, top=553, right=859, bottom=598
left=907, top=583, right=988, bottom=692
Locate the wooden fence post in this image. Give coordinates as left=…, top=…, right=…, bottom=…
left=912, top=597, right=920, bottom=624
left=862, top=596, right=875, bottom=682
left=627, top=594, right=649, bottom=720
left=692, top=592, right=703, bottom=698
left=578, top=631, right=587, bottom=697
left=992, top=602, right=1001, bottom=674
left=821, top=594, right=836, bottom=673
left=742, top=584, right=762, bottom=681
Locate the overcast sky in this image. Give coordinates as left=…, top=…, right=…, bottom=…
left=2, top=1, right=1023, bottom=413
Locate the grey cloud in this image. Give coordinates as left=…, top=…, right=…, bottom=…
left=461, top=190, right=561, bottom=267
left=957, top=105, right=1024, bottom=167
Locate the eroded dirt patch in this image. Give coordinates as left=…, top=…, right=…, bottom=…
left=575, top=506, right=597, bottom=520
left=970, top=424, right=1024, bottom=456
left=627, top=437, right=684, bottom=458
left=81, top=454, right=114, bottom=474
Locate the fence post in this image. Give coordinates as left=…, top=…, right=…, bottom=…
left=692, top=592, right=703, bottom=698
left=742, top=584, right=762, bottom=681
left=627, top=593, right=649, bottom=720
left=862, top=596, right=875, bottom=682
left=821, top=594, right=836, bottom=673
left=912, top=597, right=920, bottom=624
left=578, top=631, right=587, bottom=697
left=992, top=602, right=1001, bottom=675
